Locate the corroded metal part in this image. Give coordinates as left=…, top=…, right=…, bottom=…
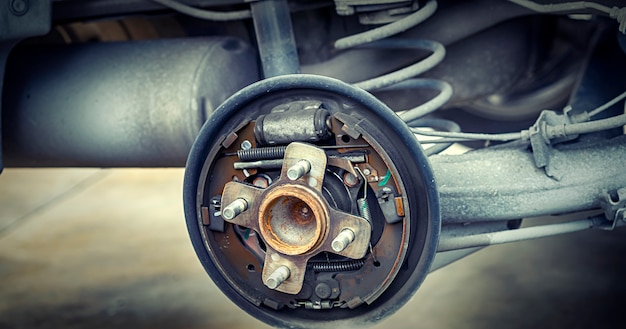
left=259, top=203, right=372, bottom=294
left=222, top=142, right=372, bottom=294
left=258, top=182, right=329, bottom=256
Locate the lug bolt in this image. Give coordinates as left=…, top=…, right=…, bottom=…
left=331, top=228, right=356, bottom=252
left=222, top=198, right=247, bottom=220
left=266, top=265, right=290, bottom=289
left=287, top=160, right=311, bottom=180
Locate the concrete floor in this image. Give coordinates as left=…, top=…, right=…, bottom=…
left=1, top=168, right=625, bottom=329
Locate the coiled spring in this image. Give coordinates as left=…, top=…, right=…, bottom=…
left=357, top=198, right=372, bottom=223
left=310, top=259, right=365, bottom=272
left=237, top=145, right=286, bottom=161
left=334, top=0, right=455, bottom=154
left=355, top=166, right=373, bottom=224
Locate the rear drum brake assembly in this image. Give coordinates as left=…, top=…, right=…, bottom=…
left=183, top=74, right=440, bottom=328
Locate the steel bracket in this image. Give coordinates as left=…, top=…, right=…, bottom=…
left=600, top=187, right=626, bottom=229
left=528, top=108, right=579, bottom=180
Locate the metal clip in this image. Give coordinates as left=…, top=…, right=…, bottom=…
left=600, top=187, right=626, bottom=230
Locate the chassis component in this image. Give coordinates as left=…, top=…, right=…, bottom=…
left=183, top=74, right=439, bottom=328
left=3, top=37, right=258, bottom=167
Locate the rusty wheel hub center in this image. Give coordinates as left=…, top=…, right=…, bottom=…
left=218, top=142, right=373, bottom=294
left=258, top=184, right=329, bottom=255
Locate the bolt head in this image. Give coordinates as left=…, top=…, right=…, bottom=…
left=253, top=176, right=269, bottom=188
left=343, top=172, right=358, bottom=187
left=10, top=0, right=28, bottom=16
left=240, top=140, right=252, bottom=151
left=315, top=282, right=332, bottom=299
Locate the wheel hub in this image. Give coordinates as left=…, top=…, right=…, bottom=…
left=221, top=142, right=372, bottom=294
left=258, top=184, right=328, bottom=256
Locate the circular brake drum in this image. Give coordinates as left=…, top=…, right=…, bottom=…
left=183, top=74, right=440, bottom=329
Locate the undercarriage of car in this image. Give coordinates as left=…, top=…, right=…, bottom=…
left=2, top=1, right=626, bottom=328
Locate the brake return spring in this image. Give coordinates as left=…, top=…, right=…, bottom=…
left=310, top=259, right=365, bottom=272
left=237, top=145, right=286, bottom=161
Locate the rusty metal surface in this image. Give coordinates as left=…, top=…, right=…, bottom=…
left=258, top=184, right=328, bottom=255
left=200, top=111, right=412, bottom=303
left=221, top=143, right=372, bottom=294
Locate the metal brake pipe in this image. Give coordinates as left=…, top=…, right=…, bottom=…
left=406, top=118, right=461, bottom=155
left=412, top=111, right=626, bottom=143
left=411, top=128, right=523, bottom=141
left=437, top=216, right=606, bottom=252
left=416, top=138, right=485, bottom=143
left=507, top=0, right=611, bottom=14
left=406, top=118, right=461, bottom=132
left=150, top=0, right=252, bottom=20
left=544, top=113, right=626, bottom=139
left=588, top=90, right=626, bottom=117
left=507, top=0, right=626, bottom=32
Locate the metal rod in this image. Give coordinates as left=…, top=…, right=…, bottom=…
left=234, top=159, right=283, bottom=170
left=251, top=0, right=300, bottom=78
left=437, top=217, right=605, bottom=252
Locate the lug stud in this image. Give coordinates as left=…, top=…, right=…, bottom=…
left=287, top=160, right=311, bottom=180
left=222, top=198, right=248, bottom=220
left=331, top=228, right=356, bottom=252
left=266, top=265, right=291, bottom=289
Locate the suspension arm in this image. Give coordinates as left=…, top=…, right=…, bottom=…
left=432, top=135, right=626, bottom=224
